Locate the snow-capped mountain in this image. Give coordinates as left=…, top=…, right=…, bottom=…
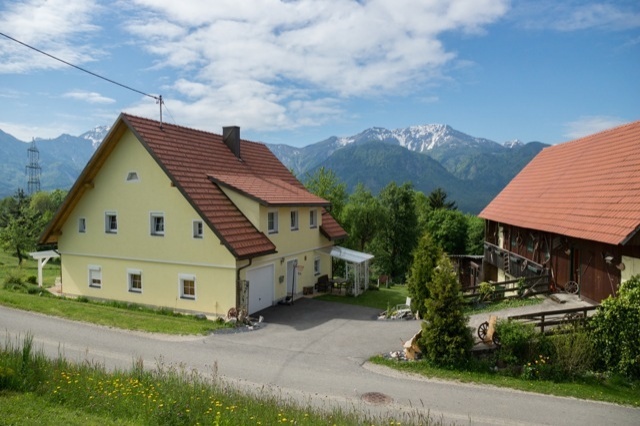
left=503, top=139, right=524, bottom=148
left=80, top=125, right=111, bottom=149
left=267, top=123, right=515, bottom=176
left=335, top=124, right=500, bottom=153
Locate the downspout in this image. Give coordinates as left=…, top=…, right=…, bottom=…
left=236, top=258, right=253, bottom=311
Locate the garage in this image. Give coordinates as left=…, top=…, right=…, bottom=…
left=246, top=264, right=274, bottom=314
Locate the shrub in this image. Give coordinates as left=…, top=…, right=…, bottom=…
left=547, top=325, right=594, bottom=380
left=495, top=320, right=536, bottom=366
left=590, top=275, right=640, bottom=379
left=26, top=275, right=38, bottom=285
left=3, top=271, right=24, bottom=289
left=419, top=256, right=473, bottom=367
left=478, top=282, right=494, bottom=302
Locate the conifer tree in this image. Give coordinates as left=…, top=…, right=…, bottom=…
left=420, top=255, right=473, bottom=366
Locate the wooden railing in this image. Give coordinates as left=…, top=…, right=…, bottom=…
left=483, top=242, right=546, bottom=279
left=507, top=305, right=600, bottom=333
left=463, top=275, right=550, bottom=303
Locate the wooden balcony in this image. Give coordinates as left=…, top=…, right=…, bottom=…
left=483, top=242, right=546, bottom=279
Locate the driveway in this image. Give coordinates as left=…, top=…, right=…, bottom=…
left=1, top=297, right=637, bottom=425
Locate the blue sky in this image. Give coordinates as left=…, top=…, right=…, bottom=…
left=0, top=0, right=638, bottom=147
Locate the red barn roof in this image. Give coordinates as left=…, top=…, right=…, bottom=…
left=479, top=120, right=640, bottom=246
left=41, top=113, right=346, bottom=258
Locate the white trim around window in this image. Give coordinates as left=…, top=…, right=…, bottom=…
left=193, top=220, right=203, bottom=239
left=268, top=210, right=279, bottom=234
left=105, top=211, right=118, bottom=234
left=309, top=209, right=318, bottom=228
left=179, top=274, right=196, bottom=300
left=290, top=209, right=299, bottom=231
left=88, top=265, right=102, bottom=288
left=314, top=256, right=321, bottom=276
left=127, top=269, right=142, bottom=293
left=150, top=212, right=165, bottom=236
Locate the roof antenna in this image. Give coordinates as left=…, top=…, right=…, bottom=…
left=157, top=95, right=164, bottom=128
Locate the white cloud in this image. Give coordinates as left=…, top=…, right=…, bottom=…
left=63, top=90, right=115, bottom=104
left=121, top=0, right=508, bottom=131
left=564, top=115, right=628, bottom=139
left=0, top=0, right=101, bottom=73
left=512, top=1, right=640, bottom=32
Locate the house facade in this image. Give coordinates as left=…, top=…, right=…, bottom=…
left=479, top=120, right=640, bottom=303
left=40, top=114, right=347, bottom=316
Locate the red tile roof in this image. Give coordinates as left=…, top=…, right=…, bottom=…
left=40, top=113, right=346, bottom=258
left=209, top=173, right=330, bottom=206
left=479, top=120, right=640, bottom=246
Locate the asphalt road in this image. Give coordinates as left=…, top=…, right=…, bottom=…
left=1, top=299, right=638, bottom=425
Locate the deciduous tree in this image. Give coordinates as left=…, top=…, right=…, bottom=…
left=371, top=182, right=417, bottom=280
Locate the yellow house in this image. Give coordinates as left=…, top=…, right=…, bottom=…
left=40, top=113, right=347, bottom=316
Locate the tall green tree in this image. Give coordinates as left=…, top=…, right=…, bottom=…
left=406, top=233, right=442, bottom=317
left=465, top=214, right=485, bottom=255
left=342, top=184, right=382, bottom=252
left=304, top=167, right=348, bottom=221
left=425, top=209, right=468, bottom=254
left=371, top=182, right=418, bottom=280
left=427, top=187, right=457, bottom=211
left=0, top=190, right=37, bottom=264
left=419, top=255, right=473, bottom=366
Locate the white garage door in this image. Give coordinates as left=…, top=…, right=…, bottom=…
left=246, top=264, right=274, bottom=315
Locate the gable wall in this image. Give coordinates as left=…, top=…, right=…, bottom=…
left=58, top=130, right=237, bottom=315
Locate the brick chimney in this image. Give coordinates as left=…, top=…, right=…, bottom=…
left=223, top=126, right=241, bottom=159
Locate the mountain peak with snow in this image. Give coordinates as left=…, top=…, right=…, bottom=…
left=80, top=125, right=111, bottom=149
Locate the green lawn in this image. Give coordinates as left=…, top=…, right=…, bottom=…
left=316, top=284, right=408, bottom=311
left=0, top=250, right=226, bottom=335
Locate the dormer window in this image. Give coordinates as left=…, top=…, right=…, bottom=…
left=126, top=171, right=139, bottom=182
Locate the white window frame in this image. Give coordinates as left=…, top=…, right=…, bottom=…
left=128, top=269, right=142, bottom=293
left=88, top=265, right=102, bottom=288
left=179, top=274, right=196, bottom=300
left=268, top=210, right=278, bottom=234
left=105, top=211, right=118, bottom=234
left=78, top=217, right=86, bottom=233
left=290, top=209, right=299, bottom=231
left=309, top=209, right=318, bottom=229
left=314, top=256, right=321, bottom=276
left=193, top=220, right=203, bottom=239
left=150, top=212, right=165, bottom=236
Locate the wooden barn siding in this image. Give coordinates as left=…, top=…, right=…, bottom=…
left=483, top=220, right=637, bottom=302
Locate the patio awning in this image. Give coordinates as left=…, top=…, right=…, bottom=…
left=321, top=246, right=374, bottom=264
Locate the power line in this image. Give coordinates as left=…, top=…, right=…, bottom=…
left=0, top=31, right=159, bottom=101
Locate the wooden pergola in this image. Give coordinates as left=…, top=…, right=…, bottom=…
left=29, top=250, right=60, bottom=287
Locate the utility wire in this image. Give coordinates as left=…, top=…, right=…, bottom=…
left=0, top=31, right=159, bottom=101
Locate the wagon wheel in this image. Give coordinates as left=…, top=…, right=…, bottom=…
left=564, top=281, right=579, bottom=294
left=492, top=332, right=501, bottom=347
left=477, top=321, right=489, bottom=341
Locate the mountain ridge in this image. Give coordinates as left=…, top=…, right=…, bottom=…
left=0, top=123, right=546, bottom=213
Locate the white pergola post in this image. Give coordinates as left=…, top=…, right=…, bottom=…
left=29, top=250, right=60, bottom=287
